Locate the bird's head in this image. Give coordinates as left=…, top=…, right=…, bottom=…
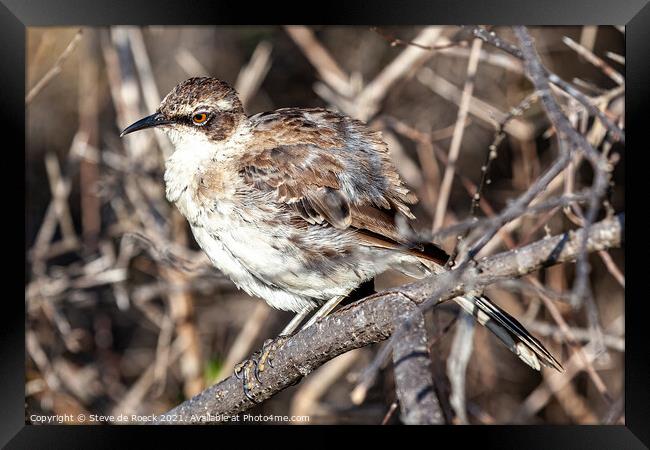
left=120, top=77, right=245, bottom=143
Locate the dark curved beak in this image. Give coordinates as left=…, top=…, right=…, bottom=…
left=120, top=112, right=171, bottom=137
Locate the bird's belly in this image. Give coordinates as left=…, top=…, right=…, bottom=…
left=188, top=215, right=380, bottom=311
left=189, top=223, right=316, bottom=312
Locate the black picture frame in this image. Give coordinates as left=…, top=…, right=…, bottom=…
left=6, top=0, right=646, bottom=447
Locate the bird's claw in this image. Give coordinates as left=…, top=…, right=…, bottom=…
left=234, top=358, right=260, bottom=402
left=254, top=336, right=290, bottom=380
left=233, top=335, right=292, bottom=403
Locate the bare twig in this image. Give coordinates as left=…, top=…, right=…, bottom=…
left=416, top=68, right=536, bottom=142
left=371, top=27, right=463, bottom=52
left=526, top=277, right=613, bottom=404
left=175, top=48, right=210, bottom=77
left=284, top=26, right=353, bottom=98
left=446, top=314, right=475, bottom=424
left=127, top=27, right=175, bottom=161
left=526, top=321, right=624, bottom=352
left=26, top=29, right=83, bottom=104
left=511, top=337, right=606, bottom=423
left=597, top=250, right=625, bottom=288
left=433, top=38, right=482, bottom=231
left=219, top=303, right=271, bottom=380
left=354, top=26, right=444, bottom=120
left=381, top=402, right=399, bottom=425
left=605, top=52, right=625, bottom=66
left=579, top=26, right=598, bottom=52
left=562, top=36, right=624, bottom=86
left=43, top=153, right=78, bottom=244
left=235, top=41, right=273, bottom=109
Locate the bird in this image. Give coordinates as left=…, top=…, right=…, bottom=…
left=121, top=77, right=562, bottom=399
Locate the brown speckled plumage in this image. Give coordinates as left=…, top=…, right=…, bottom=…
left=120, top=77, right=563, bottom=373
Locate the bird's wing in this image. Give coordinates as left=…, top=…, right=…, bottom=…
left=241, top=107, right=448, bottom=265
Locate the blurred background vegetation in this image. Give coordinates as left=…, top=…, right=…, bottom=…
left=25, top=26, right=624, bottom=424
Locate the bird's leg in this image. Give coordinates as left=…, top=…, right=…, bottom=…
left=255, top=307, right=312, bottom=375
left=256, top=290, right=359, bottom=377
left=301, top=294, right=347, bottom=330
left=299, top=279, right=375, bottom=330
left=234, top=284, right=369, bottom=401
left=252, top=293, right=351, bottom=384
left=280, top=307, right=313, bottom=335
left=234, top=307, right=312, bottom=401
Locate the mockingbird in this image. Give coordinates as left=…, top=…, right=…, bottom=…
left=121, top=77, right=562, bottom=400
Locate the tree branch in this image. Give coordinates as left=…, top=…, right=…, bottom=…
left=391, top=301, right=443, bottom=424
left=469, top=26, right=624, bottom=144
left=155, top=213, right=623, bottom=424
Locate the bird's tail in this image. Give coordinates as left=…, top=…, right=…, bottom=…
left=393, top=242, right=563, bottom=372
left=453, top=295, right=564, bottom=372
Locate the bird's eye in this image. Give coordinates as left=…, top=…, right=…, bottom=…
left=192, top=112, right=209, bottom=125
